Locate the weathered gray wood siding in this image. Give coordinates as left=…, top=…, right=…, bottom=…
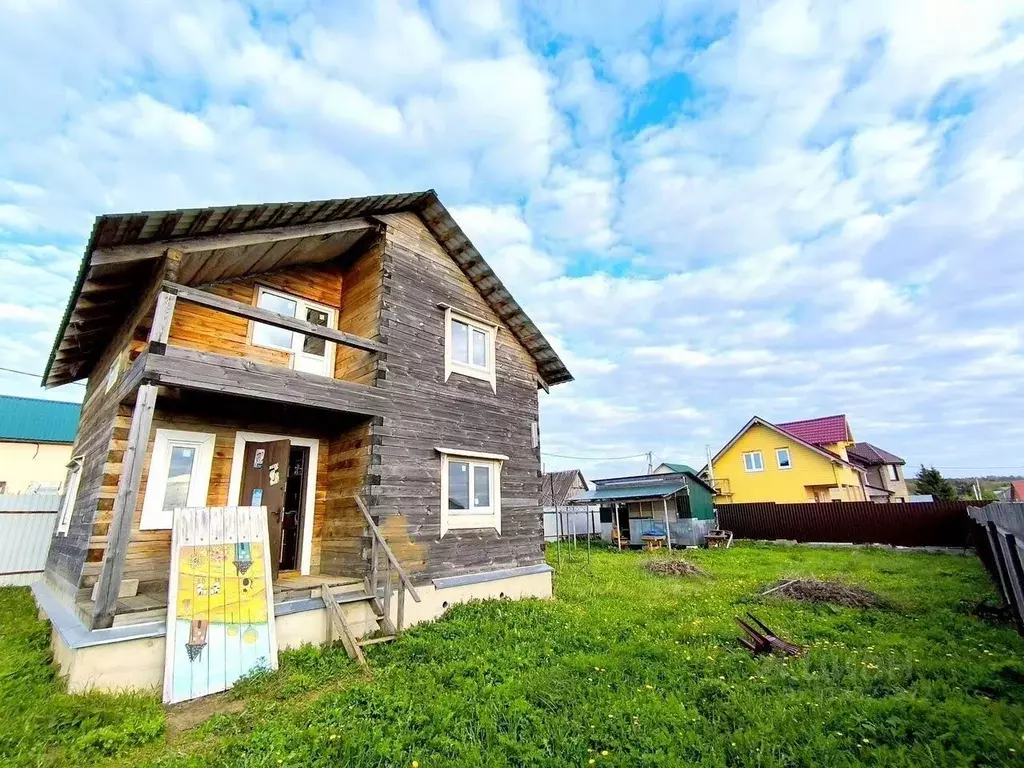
left=44, top=268, right=163, bottom=605
left=368, top=213, right=544, bottom=582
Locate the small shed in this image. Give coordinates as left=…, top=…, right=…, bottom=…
left=573, top=470, right=717, bottom=548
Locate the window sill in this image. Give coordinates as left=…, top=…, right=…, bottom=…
left=441, top=512, right=501, bottom=536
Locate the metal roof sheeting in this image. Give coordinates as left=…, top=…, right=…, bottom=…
left=572, top=482, right=686, bottom=503
left=44, top=190, right=572, bottom=389
left=0, top=396, right=80, bottom=443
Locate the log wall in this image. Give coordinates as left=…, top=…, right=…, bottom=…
left=368, top=213, right=545, bottom=582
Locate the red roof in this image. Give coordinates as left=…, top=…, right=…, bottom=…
left=776, top=415, right=850, bottom=446
left=1011, top=481, right=1024, bottom=501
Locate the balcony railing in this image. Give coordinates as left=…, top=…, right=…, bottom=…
left=712, top=477, right=732, bottom=496
left=117, top=282, right=392, bottom=417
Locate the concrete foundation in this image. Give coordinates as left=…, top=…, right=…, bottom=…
left=37, top=567, right=552, bottom=694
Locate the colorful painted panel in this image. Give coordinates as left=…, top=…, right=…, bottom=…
left=163, top=506, right=278, bottom=704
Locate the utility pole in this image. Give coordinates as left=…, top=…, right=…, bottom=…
left=646, top=451, right=653, bottom=475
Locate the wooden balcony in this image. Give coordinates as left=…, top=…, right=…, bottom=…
left=117, top=281, right=392, bottom=418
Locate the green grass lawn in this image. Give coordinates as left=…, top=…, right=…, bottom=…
left=3, top=543, right=1024, bottom=767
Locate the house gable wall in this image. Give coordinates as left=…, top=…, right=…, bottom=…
left=714, top=423, right=863, bottom=504
left=369, top=213, right=544, bottom=582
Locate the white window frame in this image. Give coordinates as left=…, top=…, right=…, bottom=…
left=250, top=286, right=338, bottom=377
left=55, top=456, right=84, bottom=536
left=887, top=464, right=899, bottom=481
left=443, top=307, right=497, bottom=393
left=776, top=448, right=792, bottom=470
left=437, top=447, right=507, bottom=536
left=140, top=429, right=216, bottom=530
left=743, top=451, right=764, bottom=473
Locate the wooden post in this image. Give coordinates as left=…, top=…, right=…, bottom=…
left=663, top=498, right=673, bottom=551
left=92, top=383, right=158, bottom=628
left=397, top=582, right=406, bottom=635
left=615, top=503, right=622, bottom=551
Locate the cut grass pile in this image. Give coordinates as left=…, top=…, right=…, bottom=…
left=643, top=558, right=707, bottom=577
left=763, top=577, right=891, bottom=609
left=3, top=543, right=1024, bottom=767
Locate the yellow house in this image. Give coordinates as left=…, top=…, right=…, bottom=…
left=706, top=415, right=867, bottom=504
left=0, top=395, right=80, bottom=494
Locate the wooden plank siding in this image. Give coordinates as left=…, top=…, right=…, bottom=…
left=79, top=393, right=371, bottom=598
left=368, top=213, right=545, bottom=582
left=166, top=262, right=347, bottom=368
left=48, top=209, right=551, bottom=619
left=44, top=261, right=165, bottom=606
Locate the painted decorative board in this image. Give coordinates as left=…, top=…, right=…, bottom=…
left=163, top=506, right=279, bottom=704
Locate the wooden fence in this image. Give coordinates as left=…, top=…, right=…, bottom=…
left=717, top=500, right=991, bottom=548
left=968, top=503, right=1024, bottom=635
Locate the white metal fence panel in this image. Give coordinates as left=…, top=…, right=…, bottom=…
left=544, top=509, right=601, bottom=542
left=0, top=494, right=60, bottom=586
left=0, top=493, right=63, bottom=512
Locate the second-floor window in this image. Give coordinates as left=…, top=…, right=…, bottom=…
left=776, top=448, right=792, bottom=469
left=743, top=451, right=764, bottom=472
left=251, top=286, right=337, bottom=377
left=444, top=308, right=496, bottom=391
left=887, top=464, right=899, bottom=481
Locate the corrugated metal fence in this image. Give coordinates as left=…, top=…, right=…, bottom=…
left=969, top=503, right=1024, bottom=635
left=718, top=500, right=990, bottom=548
left=0, top=494, right=59, bottom=586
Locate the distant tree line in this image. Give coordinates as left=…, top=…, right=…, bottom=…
left=910, top=466, right=1003, bottom=501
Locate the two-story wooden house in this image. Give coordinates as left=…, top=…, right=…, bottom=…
left=34, top=191, right=571, bottom=692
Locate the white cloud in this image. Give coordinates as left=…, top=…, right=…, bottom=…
left=0, top=0, right=1022, bottom=477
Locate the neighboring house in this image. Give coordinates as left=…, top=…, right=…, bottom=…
left=653, top=462, right=697, bottom=475
left=846, top=442, right=909, bottom=502
left=541, top=469, right=598, bottom=541
left=1011, top=481, right=1024, bottom=502
left=0, top=395, right=80, bottom=494
left=706, top=415, right=867, bottom=504
left=573, top=469, right=716, bottom=547
left=34, top=190, right=572, bottom=693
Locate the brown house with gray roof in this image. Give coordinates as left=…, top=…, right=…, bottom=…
left=846, top=442, right=909, bottom=502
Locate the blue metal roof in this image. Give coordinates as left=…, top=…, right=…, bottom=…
left=0, top=395, right=80, bottom=443
left=571, top=482, right=686, bottom=503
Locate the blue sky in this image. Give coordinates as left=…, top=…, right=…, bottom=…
left=1, top=0, right=1023, bottom=480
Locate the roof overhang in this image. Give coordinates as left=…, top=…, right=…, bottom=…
left=44, top=190, right=573, bottom=389
left=572, top=482, right=686, bottom=504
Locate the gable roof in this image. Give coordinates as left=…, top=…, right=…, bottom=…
left=708, top=416, right=863, bottom=473
left=43, top=190, right=572, bottom=389
left=776, top=414, right=851, bottom=445
left=541, top=469, right=588, bottom=506
left=656, top=462, right=697, bottom=474
left=847, top=442, right=905, bottom=466
left=0, top=395, right=80, bottom=444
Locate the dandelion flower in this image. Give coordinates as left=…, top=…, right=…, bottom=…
left=601, top=750, right=610, bottom=756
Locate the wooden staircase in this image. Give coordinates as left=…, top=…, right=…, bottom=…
left=319, top=496, right=421, bottom=666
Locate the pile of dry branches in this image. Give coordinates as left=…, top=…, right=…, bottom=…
left=763, top=578, right=889, bottom=609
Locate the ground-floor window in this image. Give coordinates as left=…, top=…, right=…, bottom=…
left=140, top=429, right=216, bottom=530
left=55, top=456, right=84, bottom=535
left=437, top=447, right=507, bottom=536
